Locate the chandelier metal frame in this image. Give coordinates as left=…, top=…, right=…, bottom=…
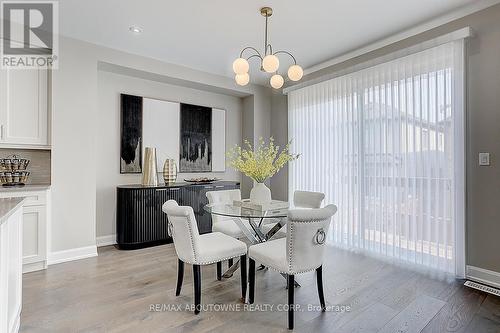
left=233, top=7, right=303, bottom=88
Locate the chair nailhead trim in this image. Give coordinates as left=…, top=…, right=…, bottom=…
left=288, top=223, right=294, bottom=273
left=286, top=218, right=330, bottom=274
left=181, top=252, right=247, bottom=265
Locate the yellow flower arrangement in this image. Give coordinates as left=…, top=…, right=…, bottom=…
left=226, top=137, right=299, bottom=183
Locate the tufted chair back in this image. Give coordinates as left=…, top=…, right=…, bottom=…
left=206, top=189, right=241, bottom=226
left=162, top=200, right=201, bottom=264
left=286, top=204, right=337, bottom=274
left=293, top=190, right=325, bottom=209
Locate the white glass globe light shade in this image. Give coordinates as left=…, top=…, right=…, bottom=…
left=235, top=73, right=250, bottom=86
left=232, top=58, right=249, bottom=75
left=262, top=54, right=279, bottom=73
left=270, top=74, right=284, bottom=89
left=287, top=64, right=304, bottom=81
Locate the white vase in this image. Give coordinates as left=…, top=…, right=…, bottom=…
left=250, top=182, right=272, bottom=205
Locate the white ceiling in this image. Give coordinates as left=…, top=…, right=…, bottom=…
left=59, top=0, right=490, bottom=85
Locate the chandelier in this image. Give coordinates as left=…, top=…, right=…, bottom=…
left=232, top=7, right=303, bottom=89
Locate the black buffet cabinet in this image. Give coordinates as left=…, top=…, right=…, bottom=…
left=116, top=181, right=240, bottom=250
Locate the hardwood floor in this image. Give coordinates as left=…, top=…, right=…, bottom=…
left=20, top=244, right=500, bottom=333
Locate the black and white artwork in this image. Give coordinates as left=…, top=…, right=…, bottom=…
left=179, top=103, right=212, bottom=172
left=120, top=94, right=143, bottom=173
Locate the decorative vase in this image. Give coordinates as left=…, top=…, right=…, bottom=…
left=163, top=158, right=177, bottom=184
left=142, top=147, right=158, bottom=186
left=250, top=182, right=272, bottom=205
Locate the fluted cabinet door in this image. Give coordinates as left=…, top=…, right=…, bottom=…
left=117, top=187, right=173, bottom=249
left=116, top=182, right=240, bottom=249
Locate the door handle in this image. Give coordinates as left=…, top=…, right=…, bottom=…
left=0, top=125, right=4, bottom=140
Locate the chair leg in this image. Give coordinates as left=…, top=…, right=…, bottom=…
left=240, top=255, right=247, bottom=300
left=176, top=259, right=184, bottom=296
left=228, top=258, right=234, bottom=268
left=216, top=262, right=222, bottom=281
left=316, top=266, right=326, bottom=311
left=287, top=274, right=295, bottom=330
left=248, top=258, right=255, bottom=304
left=193, top=265, right=201, bottom=314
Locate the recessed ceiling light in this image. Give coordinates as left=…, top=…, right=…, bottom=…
left=129, top=26, right=143, bottom=34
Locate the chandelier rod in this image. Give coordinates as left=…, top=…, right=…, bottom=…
left=264, top=14, right=269, bottom=56
left=232, top=6, right=303, bottom=88
left=246, top=54, right=263, bottom=62
left=239, top=46, right=263, bottom=60
left=273, top=50, right=297, bottom=65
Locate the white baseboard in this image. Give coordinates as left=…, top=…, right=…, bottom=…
left=96, top=234, right=116, bottom=247
left=48, top=245, right=98, bottom=265
left=466, top=265, right=500, bottom=289
left=23, top=261, right=47, bottom=274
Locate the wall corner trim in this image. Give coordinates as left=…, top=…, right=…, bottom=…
left=466, top=265, right=500, bottom=289
left=96, top=234, right=117, bottom=247
left=48, top=245, right=98, bottom=265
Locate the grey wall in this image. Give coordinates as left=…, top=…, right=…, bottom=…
left=271, top=4, right=500, bottom=273
left=270, top=92, right=288, bottom=201
left=96, top=71, right=244, bottom=238
left=240, top=88, right=273, bottom=197
left=50, top=36, right=273, bottom=253
left=241, top=95, right=255, bottom=197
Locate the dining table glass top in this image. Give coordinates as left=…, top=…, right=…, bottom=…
left=204, top=203, right=288, bottom=219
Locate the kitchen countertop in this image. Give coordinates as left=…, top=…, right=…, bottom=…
left=0, top=197, right=25, bottom=226
left=0, top=184, right=51, bottom=193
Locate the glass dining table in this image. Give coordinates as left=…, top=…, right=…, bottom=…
left=204, top=203, right=299, bottom=286
left=204, top=203, right=288, bottom=244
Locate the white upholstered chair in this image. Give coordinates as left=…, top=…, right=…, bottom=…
left=206, top=189, right=252, bottom=279
left=248, top=204, right=337, bottom=329
left=262, top=190, right=326, bottom=239
left=162, top=200, right=248, bottom=314
left=293, top=190, right=325, bottom=208
left=206, top=189, right=248, bottom=238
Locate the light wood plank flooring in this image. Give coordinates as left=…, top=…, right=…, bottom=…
left=20, top=244, right=500, bottom=332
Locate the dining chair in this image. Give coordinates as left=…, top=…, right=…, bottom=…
left=293, top=190, right=325, bottom=208
left=162, top=200, right=248, bottom=314
left=206, top=189, right=248, bottom=239
left=262, top=190, right=326, bottom=239
left=248, top=204, right=337, bottom=329
left=206, top=189, right=252, bottom=279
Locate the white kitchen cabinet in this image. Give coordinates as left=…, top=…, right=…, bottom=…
left=21, top=205, right=46, bottom=272
left=0, top=188, right=49, bottom=273
left=0, top=68, right=50, bottom=148
left=0, top=200, right=23, bottom=333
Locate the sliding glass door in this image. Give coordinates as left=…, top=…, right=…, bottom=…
left=288, top=40, right=465, bottom=275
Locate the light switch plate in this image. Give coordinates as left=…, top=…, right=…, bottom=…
left=479, top=152, right=490, bottom=166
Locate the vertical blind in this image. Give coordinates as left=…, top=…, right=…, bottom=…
left=288, top=40, right=465, bottom=275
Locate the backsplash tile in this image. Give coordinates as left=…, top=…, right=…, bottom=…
left=0, top=149, right=51, bottom=185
